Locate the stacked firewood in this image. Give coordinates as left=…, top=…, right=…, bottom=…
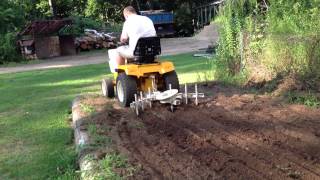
left=75, top=29, right=120, bottom=51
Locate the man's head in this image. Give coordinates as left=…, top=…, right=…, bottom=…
left=123, top=6, right=137, bottom=20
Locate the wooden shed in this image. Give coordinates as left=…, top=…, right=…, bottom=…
left=18, top=20, right=76, bottom=59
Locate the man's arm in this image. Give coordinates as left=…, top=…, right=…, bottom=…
left=120, top=22, right=129, bottom=43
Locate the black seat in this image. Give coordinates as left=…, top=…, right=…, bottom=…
left=133, top=36, right=161, bottom=64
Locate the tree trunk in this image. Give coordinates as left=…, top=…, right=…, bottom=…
left=48, top=0, right=57, bottom=18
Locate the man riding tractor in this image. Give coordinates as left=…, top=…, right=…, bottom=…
left=102, top=6, right=179, bottom=107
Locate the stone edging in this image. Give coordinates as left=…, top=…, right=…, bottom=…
left=72, top=96, right=99, bottom=179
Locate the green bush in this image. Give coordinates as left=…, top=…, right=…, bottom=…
left=0, top=33, right=23, bottom=64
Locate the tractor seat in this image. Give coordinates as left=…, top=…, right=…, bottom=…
left=131, top=36, right=161, bottom=64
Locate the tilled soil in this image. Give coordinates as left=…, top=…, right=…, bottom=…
left=90, top=84, right=320, bottom=180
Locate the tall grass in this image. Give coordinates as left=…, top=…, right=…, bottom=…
left=215, top=0, right=320, bottom=84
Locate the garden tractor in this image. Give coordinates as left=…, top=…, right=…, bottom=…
left=101, top=36, right=204, bottom=115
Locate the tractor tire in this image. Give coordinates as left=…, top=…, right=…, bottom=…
left=116, top=73, right=137, bottom=107
left=101, top=78, right=115, bottom=98
left=163, top=71, right=180, bottom=91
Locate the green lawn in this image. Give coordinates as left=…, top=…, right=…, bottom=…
left=0, top=53, right=214, bottom=179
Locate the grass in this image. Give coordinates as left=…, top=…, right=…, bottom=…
left=80, top=103, right=96, bottom=114
left=0, top=53, right=213, bottom=179
left=0, top=64, right=107, bottom=179
left=161, top=53, right=215, bottom=83
left=98, top=153, right=134, bottom=179
left=87, top=124, right=112, bottom=148
left=78, top=49, right=107, bottom=56
left=82, top=152, right=134, bottom=180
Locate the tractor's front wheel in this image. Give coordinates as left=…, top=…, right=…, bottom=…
left=163, top=71, right=180, bottom=91
left=116, top=73, right=137, bottom=107
left=101, top=78, right=115, bottom=98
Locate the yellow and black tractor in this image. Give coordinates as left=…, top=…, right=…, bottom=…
left=101, top=36, right=179, bottom=107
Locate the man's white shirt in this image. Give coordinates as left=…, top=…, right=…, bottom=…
left=121, top=14, right=157, bottom=55
left=108, top=14, right=156, bottom=73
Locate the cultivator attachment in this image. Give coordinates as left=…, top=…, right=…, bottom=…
left=130, top=84, right=205, bottom=116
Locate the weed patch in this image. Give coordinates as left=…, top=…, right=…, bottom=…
left=286, top=92, right=320, bottom=108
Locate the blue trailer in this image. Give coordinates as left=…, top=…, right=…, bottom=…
left=140, top=10, right=175, bottom=37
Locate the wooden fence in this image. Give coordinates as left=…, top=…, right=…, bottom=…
left=195, top=0, right=224, bottom=28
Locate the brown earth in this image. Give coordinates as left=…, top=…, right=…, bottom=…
left=84, top=83, right=320, bottom=180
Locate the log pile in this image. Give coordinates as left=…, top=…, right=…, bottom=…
left=75, top=29, right=119, bottom=51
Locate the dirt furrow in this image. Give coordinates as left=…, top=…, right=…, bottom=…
left=117, top=117, right=217, bottom=179
left=190, top=107, right=320, bottom=179
left=143, top=109, right=282, bottom=179
left=215, top=105, right=320, bottom=171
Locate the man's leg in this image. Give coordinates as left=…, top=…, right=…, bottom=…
left=108, top=49, right=121, bottom=73
left=117, top=45, right=133, bottom=63
left=108, top=46, right=132, bottom=72
left=115, top=53, right=125, bottom=65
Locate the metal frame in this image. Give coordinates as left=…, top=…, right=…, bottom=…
left=130, top=84, right=205, bottom=116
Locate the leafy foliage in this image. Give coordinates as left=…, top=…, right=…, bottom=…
left=263, top=0, right=320, bottom=78
left=216, top=0, right=320, bottom=85
left=174, top=2, right=194, bottom=36
left=0, top=1, right=25, bottom=34
left=35, top=0, right=73, bottom=18
left=85, top=0, right=131, bottom=22
left=0, top=0, right=25, bottom=64
left=60, top=15, right=104, bottom=36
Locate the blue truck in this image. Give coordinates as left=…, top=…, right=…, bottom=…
left=139, top=10, right=175, bottom=37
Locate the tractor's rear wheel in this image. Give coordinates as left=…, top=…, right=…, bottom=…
left=101, top=78, right=115, bottom=98
left=116, top=73, right=137, bottom=107
left=163, top=71, right=180, bottom=91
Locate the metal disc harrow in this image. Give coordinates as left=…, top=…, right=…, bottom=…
left=130, top=84, right=205, bottom=116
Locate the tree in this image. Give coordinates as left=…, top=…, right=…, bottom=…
left=73, top=0, right=88, bottom=15
left=0, top=0, right=25, bottom=33
left=35, top=0, right=73, bottom=18
left=85, top=0, right=132, bottom=22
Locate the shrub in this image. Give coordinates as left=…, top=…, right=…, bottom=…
left=0, top=33, right=23, bottom=64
